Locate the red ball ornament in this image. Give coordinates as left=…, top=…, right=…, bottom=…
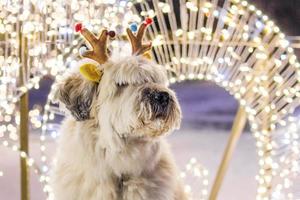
left=75, top=23, right=83, bottom=32
left=107, top=30, right=116, bottom=38
left=144, top=18, right=153, bottom=25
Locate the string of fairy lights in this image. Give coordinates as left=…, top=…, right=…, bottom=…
left=0, top=1, right=141, bottom=199
left=0, top=0, right=47, bottom=188
left=0, top=0, right=210, bottom=199
left=0, top=0, right=300, bottom=199
left=181, top=158, right=210, bottom=200
left=132, top=0, right=300, bottom=199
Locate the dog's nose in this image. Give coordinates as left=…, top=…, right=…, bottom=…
left=152, top=91, right=170, bottom=106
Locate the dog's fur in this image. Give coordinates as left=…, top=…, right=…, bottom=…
left=51, top=56, right=187, bottom=200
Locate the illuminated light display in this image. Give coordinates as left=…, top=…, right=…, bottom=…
left=0, top=0, right=299, bottom=199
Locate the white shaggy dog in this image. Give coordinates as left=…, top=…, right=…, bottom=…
left=51, top=25, right=187, bottom=200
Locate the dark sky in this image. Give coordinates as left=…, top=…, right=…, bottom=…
left=249, top=0, right=300, bottom=35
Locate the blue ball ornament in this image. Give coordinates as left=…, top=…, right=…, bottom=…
left=130, top=23, right=138, bottom=32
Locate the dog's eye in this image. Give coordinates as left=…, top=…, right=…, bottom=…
left=116, top=83, right=128, bottom=88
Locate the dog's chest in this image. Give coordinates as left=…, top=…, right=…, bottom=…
left=105, top=139, right=160, bottom=177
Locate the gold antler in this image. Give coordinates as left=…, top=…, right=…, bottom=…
left=79, top=27, right=109, bottom=64
left=126, top=20, right=152, bottom=56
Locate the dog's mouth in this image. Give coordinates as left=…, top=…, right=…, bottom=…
left=130, top=96, right=181, bottom=138
left=141, top=88, right=174, bottom=121
left=129, top=86, right=182, bottom=138
left=150, top=98, right=173, bottom=121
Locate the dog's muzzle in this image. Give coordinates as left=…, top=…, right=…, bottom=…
left=142, top=88, right=172, bottom=119
left=151, top=91, right=170, bottom=106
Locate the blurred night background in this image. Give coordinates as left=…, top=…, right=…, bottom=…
left=29, top=0, right=300, bottom=131
left=0, top=0, right=299, bottom=200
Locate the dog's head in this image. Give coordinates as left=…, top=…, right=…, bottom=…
left=54, top=22, right=181, bottom=138
left=98, top=56, right=181, bottom=138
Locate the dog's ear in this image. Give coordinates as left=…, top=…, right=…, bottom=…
left=54, top=73, right=98, bottom=121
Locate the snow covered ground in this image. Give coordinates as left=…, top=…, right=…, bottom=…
left=0, top=128, right=258, bottom=200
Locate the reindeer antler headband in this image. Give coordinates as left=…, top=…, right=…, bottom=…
left=75, top=18, right=153, bottom=83
left=126, top=19, right=152, bottom=56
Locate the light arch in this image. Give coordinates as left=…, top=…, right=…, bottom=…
left=37, top=0, right=300, bottom=199
left=132, top=0, right=300, bottom=199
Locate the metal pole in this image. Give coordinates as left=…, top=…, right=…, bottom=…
left=209, top=106, right=247, bottom=200
left=20, top=90, right=29, bottom=200
left=19, top=23, right=30, bottom=200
